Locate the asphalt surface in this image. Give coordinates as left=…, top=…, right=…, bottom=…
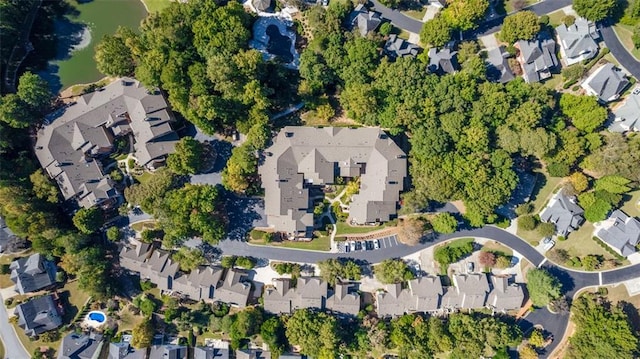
left=370, top=0, right=423, bottom=34
left=0, top=291, right=29, bottom=359
left=600, top=24, right=640, bottom=80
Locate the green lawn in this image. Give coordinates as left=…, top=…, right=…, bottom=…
left=554, top=222, right=624, bottom=264
left=401, top=7, right=427, bottom=21
left=446, top=237, right=474, bottom=248
left=530, top=172, right=564, bottom=213
left=141, top=0, right=172, bottom=13
left=133, top=171, right=153, bottom=184
left=481, top=241, right=513, bottom=257
left=130, top=220, right=157, bottom=232
left=542, top=74, right=563, bottom=90
left=621, top=190, right=640, bottom=218
left=335, top=222, right=386, bottom=237
left=250, top=236, right=331, bottom=251
left=547, top=9, right=567, bottom=27
left=504, top=0, right=536, bottom=13
left=612, top=24, right=640, bottom=60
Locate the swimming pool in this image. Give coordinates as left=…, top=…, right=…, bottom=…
left=88, top=311, right=105, bottom=322
left=85, top=310, right=107, bottom=327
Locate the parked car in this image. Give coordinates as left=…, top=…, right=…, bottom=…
left=344, top=243, right=350, bottom=253
left=349, top=241, right=356, bottom=252
left=373, top=239, right=380, bottom=250
left=365, top=240, right=374, bottom=251
left=354, top=241, right=362, bottom=251
left=543, top=237, right=555, bottom=251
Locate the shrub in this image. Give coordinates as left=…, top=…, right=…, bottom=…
left=495, top=218, right=510, bottom=228
left=434, top=240, right=474, bottom=268
left=515, top=202, right=534, bottom=216
left=127, top=158, right=135, bottom=169
left=537, top=222, right=556, bottom=237
left=235, top=256, right=256, bottom=269
left=479, top=251, right=497, bottom=267
left=140, top=279, right=155, bottom=291
left=250, top=229, right=265, bottom=240
left=562, top=15, right=576, bottom=26
left=264, top=232, right=275, bottom=243
left=0, top=263, right=10, bottom=275
left=592, top=236, right=625, bottom=260
left=518, top=215, right=537, bottom=231
left=539, top=15, right=549, bottom=25
left=379, top=22, right=392, bottom=36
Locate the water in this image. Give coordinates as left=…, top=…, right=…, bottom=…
left=40, top=0, right=147, bottom=93
left=88, top=311, right=105, bottom=322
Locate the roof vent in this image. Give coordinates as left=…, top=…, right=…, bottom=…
left=285, top=132, right=294, bottom=138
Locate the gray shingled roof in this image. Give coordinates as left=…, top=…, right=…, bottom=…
left=583, top=63, right=629, bottom=102
left=384, top=34, right=420, bottom=59
left=611, top=89, right=640, bottom=132
left=35, top=78, right=178, bottom=208
left=149, top=345, right=187, bottom=359
left=252, top=0, right=273, bottom=12
left=15, top=294, right=62, bottom=337
left=516, top=35, right=558, bottom=83
left=213, top=269, right=251, bottom=307
left=172, top=266, right=224, bottom=302
left=376, top=276, right=443, bottom=317
left=236, top=349, right=271, bottom=359
left=596, top=210, right=640, bottom=257
left=348, top=4, right=382, bottom=37
left=555, top=17, right=598, bottom=60
left=108, top=342, right=146, bottom=359
left=259, top=127, right=406, bottom=236
left=486, top=46, right=515, bottom=83
left=487, top=276, right=524, bottom=311
left=326, top=282, right=361, bottom=316
left=428, top=47, right=459, bottom=74
left=264, top=278, right=360, bottom=315
left=453, top=273, right=490, bottom=309
left=10, top=253, right=57, bottom=295
left=194, top=346, right=230, bottom=359
left=58, top=332, right=103, bottom=359
left=539, top=191, right=584, bottom=236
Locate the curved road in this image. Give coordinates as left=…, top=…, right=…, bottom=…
left=0, top=291, right=29, bottom=359
left=217, top=225, right=640, bottom=357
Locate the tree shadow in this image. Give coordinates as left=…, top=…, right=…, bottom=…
left=619, top=301, right=640, bottom=332
left=224, top=194, right=266, bottom=241
left=544, top=266, right=575, bottom=295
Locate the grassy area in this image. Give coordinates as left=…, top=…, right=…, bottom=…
left=555, top=222, right=621, bottom=262
left=603, top=52, right=621, bottom=67
left=0, top=340, right=4, bottom=359
left=621, top=190, right=640, bottom=218
left=605, top=284, right=640, bottom=309
left=141, top=0, right=172, bottom=13
left=530, top=172, right=564, bottom=213
left=612, top=24, right=640, bottom=60
left=335, top=222, right=387, bottom=237
left=504, top=0, right=536, bottom=13
left=542, top=74, right=563, bottom=90
left=517, top=227, right=544, bottom=245
left=118, top=305, right=145, bottom=333
left=401, top=7, right=427, bottom=20
left=447, top=237, right=474, bottom=248
left=481, top=241, right=513, bottom=257
left=0, top=273, right=13, bottom=288
left=249, top=236, right=331, bottom=251
left=130, top=220, right=157, bottom=232
left=133, top=171, right=154, bottom=184
left=547, top=9, right=567, bottom=27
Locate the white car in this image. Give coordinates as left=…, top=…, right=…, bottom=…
left=542, top=237, right=555, bottom=251
left=373, top=239, right=380, bottom=250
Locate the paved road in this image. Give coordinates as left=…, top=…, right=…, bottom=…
left=370, top=0, right=423, bottom=34
left=0, top=291, right=29, bottom=359
left=600, top=24, right=640, bottom=79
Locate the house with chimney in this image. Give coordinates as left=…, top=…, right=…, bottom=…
left=555, top=17, right=599, bottom=65
left=15, top=294, right=63, bottom=337
left=10, top=253, right=57, bottom=294
left=515, top=34, right=558, bottom=83
left=58, top=332, right=104, bottom=359
left=376, top=276, right=444, bottom=317
left=539, top=191, right=585, bottom=237
left=594, top=209, right=640, bottom=257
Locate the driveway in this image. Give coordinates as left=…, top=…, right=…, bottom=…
left=370, top=0, right=423, bottom=34
left=0, top=290, right=29, bottom=359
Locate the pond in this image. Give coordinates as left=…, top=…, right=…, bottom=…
left=39, top=0, right=147, bottom=93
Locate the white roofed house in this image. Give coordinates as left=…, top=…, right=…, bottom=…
left=582, top=63, right=630, bottom=103
left=594, top=210, right=640, bottom=257
left=34, top=78, right=179, bottom=209
left=555, top=17, right=599, bottom=66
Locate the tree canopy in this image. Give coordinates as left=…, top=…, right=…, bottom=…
left=167, top=137, right=205, bottom=175
left=374, top=259, right=415, bottom=284
left=317, top=258, right=362, bottom=285
left=573, top=0, right=619, bottom=22
left=499, top=11, right=541, bottom=44
left=95, top=27, right=136, bottom=77
left=72, top=207, right=103, bottom=234
left=172, top=247, right=206, bottom=272
left=285, top=309, right=339, bottom=359
left=526, top=268, right=562, bottom=307
left=431, top=213, right=458, bottom=234
left=559, top=94, right=608, bottom=133
left=440, top=0, right=490, bottom=31
left=420, top=16, right=452, bottom=47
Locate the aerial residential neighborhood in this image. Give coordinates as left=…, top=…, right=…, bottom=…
left=2, top=0, right=640, bottom=359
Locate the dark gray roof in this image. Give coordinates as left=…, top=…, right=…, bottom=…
left=611, top=88, right=640, bottom=132
left=119, top=243, right=178, bottom=291
left=259, top=127, right=406, bottom=235
left=384, top=34, right=420, bottom=59
left=236, top=349, right=271, bottom=359
left=108, top=342, right=146, bottom=359
left=326, top=282, right=361, bottom=315
left=58, top=332, right=103, bottom=359
left=10, top=253, right=57, bottom=294
left=596, top=210, right=640, bottom=257
left=487, top=276, right=524, bottom=311
left=539, top=191, right=584, bottom=236
left=555, top=17, right=599, bottom=60
left=348, top=4, right=382, bottom=37
left=15, top=294, right=62, bottom=337
left=486, top=46, right=515, bottom=83
left=516, top=34, right=558, bottom=83
left=149, top=345, right=187, bottom=359
left=252, top=0, right=273, bottom=12
left=583, top=63, right=629, bottom=102
left=194, top=346, right=230, bottom=359
left=35, top=78, right=178, bottom=208
left=428, top=47, right=459, bottom=74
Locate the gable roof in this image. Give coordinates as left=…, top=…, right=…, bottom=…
left=58, top=332, right=103, bottom=359
left=428, top=47, right=459, bottom=74
left=453, top=273, right=490, bottom=309
left=194, top=346, right=230, bottom=359
left=555, top=17, right=598, bottom=60
left=108, top=342, right=146, bottom=359
left=326, top=282, right=361, bottom=315
left=149, top=344, right=187, bottom=359
left=173, top=266, right=224, bottom=302
left=486, top=46, right=515, bottom=83
left=259, top=127, right=406, bottom=235
left=213, top=269, right=251, bottom=307
left=516, top=34, right=558, bottom=83
left=487, top=276, right=524, bottom=311
left=583, top=63, right=629, bottom=102
left=35, top=78, right=179, bottom=208
left=15, top=294, right=62, bottom=337
left=539, top=191, right=584, bottom=236
left=376, top=276, right=443, bottom=316
left=10, top=253, right=57, bottom=294
left=595, top=210, right=640, bottom=257
left=384, top=34, right=420, bottom=59
left=236, top=349, right=271, bottom=359
left=252, top=0, right=273, bottom=12
left=348, top=4, right=382, bottom=37
left=611, top=88, right=640, bottom=132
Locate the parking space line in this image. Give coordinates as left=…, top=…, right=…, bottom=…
left=392, top=236, right=398, bottom=245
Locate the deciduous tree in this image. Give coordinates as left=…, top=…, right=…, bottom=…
left=167, top=137, right=205, bottom=175
left=573, top=0, right=618, bottom=22
left=499, top=11, right=541, bottom=44
left=420, top=16, right=452, bottom=47
left=72, top=207, right=103, bottom=234
left=526, top=268, right=562, bottom=307
left=374, top=259, right=414, bottom=284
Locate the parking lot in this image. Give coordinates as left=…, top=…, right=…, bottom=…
left=337, top=234, right=400, bottom=253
